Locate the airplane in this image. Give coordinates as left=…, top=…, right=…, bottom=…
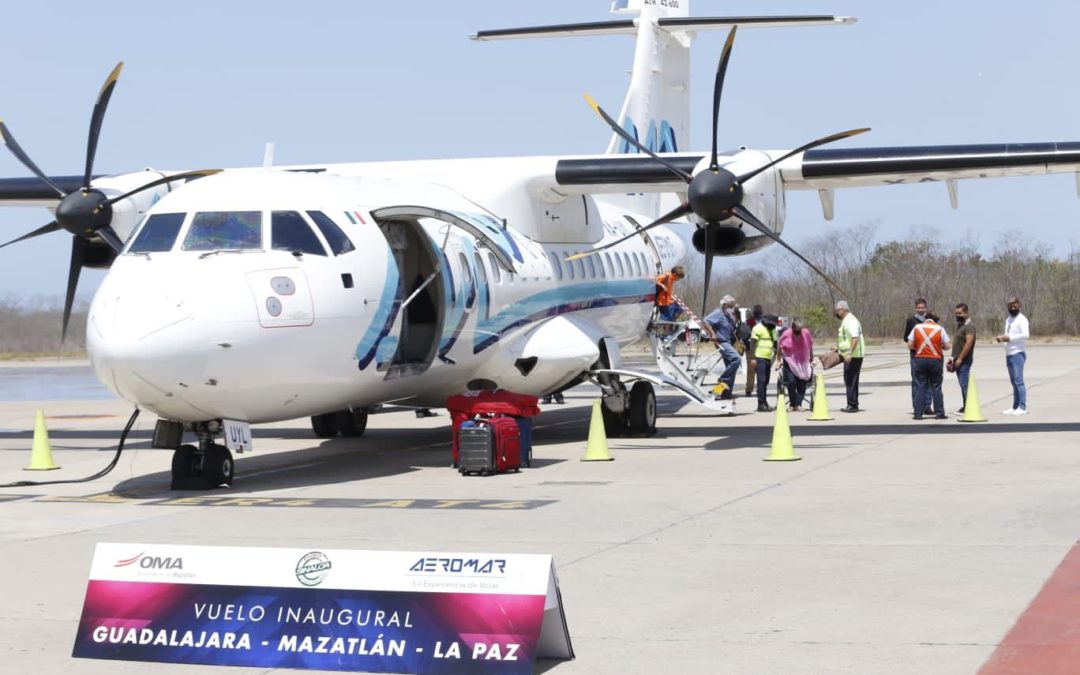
left=2, top=0, right=1080, bottom=489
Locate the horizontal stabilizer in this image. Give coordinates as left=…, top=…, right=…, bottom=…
left=471, top=15, right=854, bottom=41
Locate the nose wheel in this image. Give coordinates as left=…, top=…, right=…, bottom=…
left=170, top=441, right=234, bottom=490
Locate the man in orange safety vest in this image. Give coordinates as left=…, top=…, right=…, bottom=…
left=907, top=312, right=951, bottom=420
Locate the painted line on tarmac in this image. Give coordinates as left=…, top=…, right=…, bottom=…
left=0, top=493, right=35, bottom=503
left=26, top=492, right=554, bottom=510
left=978, top=540, right=1080, bottom=675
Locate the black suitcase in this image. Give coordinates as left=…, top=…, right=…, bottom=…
left=458, top=418, right=521, bottom=476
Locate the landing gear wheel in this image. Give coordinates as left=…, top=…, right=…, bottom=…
left=170, top=444, right=198, bottom=490
left=311, top=412, right=338, bottom=438
left=336, top=408, right=368, bottom=437
left=628, top=381, right=657, bottom=437
left=170, top=443, right=233, bottom=490
left=203, top=443, right=234, bottom=487
left=601, top=403, right=629, bottom=438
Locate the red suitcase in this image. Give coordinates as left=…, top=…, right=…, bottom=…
left=458, top=415, right=521, bottom=476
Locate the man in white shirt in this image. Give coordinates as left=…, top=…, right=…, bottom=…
left=994, top=297, right=1030, bottom=415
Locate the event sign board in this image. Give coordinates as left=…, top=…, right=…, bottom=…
left=72, top=543, right=574, bottom=674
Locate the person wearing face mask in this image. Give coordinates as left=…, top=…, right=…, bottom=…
left=948, top=303, right=977, bottom=415
left=904, top=297, right=933, bottom=416
left=834, top=300, right=865, bottom=412
left=743, top=304, right=763, bottom=396
left=995, top=297, right=1030, bottom=415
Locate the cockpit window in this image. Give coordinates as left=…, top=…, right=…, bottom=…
left=127, top=213, right=185, bottom=253
left=306, top=211, right=355, bottom=256
left=182, top=211, right=262, bottom=251
left=271, top=211, right=327, bottom=256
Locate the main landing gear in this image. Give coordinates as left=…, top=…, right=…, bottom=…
left=311, top=408, right=369, bottom=438
left=599, top=378, right=657, bottom=438
left=166, top=421, right=234, bottom=491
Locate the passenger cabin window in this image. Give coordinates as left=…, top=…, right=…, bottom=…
left=586, top=257, right=596, bottom=278
left=564, top=253, right=575, bottom=280
left=549, top=252, right=562, bottom=280
left=488, top=251, right=501, bottom=284
left=473, top=251, right=487, bottom=283
left=604, top=252, right=614, bottom=277
left=306, top=211, right=355, bottom=256
left=128, top=213, right=185, bottom=253
left=183, top=211, right=262, bottom=251
left=615, top=253, right=625, bottom=277
left=271, top=211, right=327, bottom=256
left=458, top=252, right=473, bottom=288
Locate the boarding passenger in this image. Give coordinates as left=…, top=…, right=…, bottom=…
left=948, top=303, right=976, bottom=415
left=654, top=266, right=686, bottom=325
left=995, top=297, right=1030, bottom=415
left=908, top=312, right=950, bottom=420
left=835, top=300, right=865, bottom=412
left=703, top=295, right=741, bottom=399
left=779, top=318, right=814, bottom=411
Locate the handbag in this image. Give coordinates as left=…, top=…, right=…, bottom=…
left=819, top=349, right=843, bottom=370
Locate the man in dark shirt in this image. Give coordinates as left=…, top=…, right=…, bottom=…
left=904, top=297, right=932, bottom=415
left=949, top=303, right=977, bottom=414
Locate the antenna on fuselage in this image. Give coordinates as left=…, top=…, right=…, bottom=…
left=262, top=142, right=275, bottom=169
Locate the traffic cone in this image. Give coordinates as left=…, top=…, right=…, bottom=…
left=765, top=392, right=801, bottom=462
left=581, top=400, right=614, bottom=461
left=807, top=371, right=833, bottom=421
left=959, top=374, right=987, bottom=423
left=24, top=410, right=60, bottom=471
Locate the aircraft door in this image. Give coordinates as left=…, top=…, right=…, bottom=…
left=376, top=219, right=445, bottom=378
left=624, top=215, right=664, bottom=273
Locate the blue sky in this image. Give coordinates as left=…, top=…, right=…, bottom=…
left=2, top=1, right=1079, bottom=302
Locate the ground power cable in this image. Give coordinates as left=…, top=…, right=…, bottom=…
left=0, top=407, right=140, bottom=488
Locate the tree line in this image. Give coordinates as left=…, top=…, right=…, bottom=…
left=0, top=297, right=87, bottom=356
left=677, top=225, right=1080, bottom=339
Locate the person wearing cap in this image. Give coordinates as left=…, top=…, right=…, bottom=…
left=835, top=300, right=865, bottom=412
left=750, top=313, right=780, bottom=412
left=703, top=295, right=741, bottom=399
left=743, top=304, right=763, bottom=396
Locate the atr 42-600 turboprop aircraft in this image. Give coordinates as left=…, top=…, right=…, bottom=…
left=2, top=1, right=1079, bottom=489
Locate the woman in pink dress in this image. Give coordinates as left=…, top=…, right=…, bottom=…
left=778, top=319, right=814, bottom=411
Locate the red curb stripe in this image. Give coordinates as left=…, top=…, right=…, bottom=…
left=980, top=541, right=1080, bottom=675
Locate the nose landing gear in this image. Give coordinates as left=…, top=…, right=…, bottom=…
left=169, top=423, right=234, bottom=490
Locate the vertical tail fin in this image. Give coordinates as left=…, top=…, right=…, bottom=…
left=605, top=1, right=691, bottom=156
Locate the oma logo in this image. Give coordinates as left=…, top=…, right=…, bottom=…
left=114, top=552, right=184, bottom=570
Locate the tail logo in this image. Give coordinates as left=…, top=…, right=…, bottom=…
left=616, top=117, right=677, bottom=154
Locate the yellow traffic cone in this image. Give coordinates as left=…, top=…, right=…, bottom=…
left=807, top=371, right=833, bottom=421
left=959, top=373, right=987, bottom=423
left=581, top=399, right=614, bottom=461
left=24, top=410, right=60, bottom=471
left=765, top=392, right=801, bottom=462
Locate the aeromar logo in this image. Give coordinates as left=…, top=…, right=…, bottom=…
left=114, top=552, right=184, bottom=570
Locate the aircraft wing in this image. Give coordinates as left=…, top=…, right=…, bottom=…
left=0, top=174, right=85, bottom=207
left=550, top=142, right=1080, bottom=195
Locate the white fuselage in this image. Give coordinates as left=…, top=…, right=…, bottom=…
left=87, top=169, right=687, bottom=423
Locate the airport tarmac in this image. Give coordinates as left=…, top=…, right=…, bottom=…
left=1, top=342, right=1079, bottom=675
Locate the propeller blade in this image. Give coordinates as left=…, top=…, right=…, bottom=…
left=83, top=62, right=124, bottom=189
left=0, top=220, right=61, bottom=249
left=701, top=225, right=714, bottom=318
left=736, top=127, right=871, bottom=184
left=0, top=120, right=65, bottom=198
left=62, top=237, right=86, bottom=344
left=566, top=203, right=691, bottom=262
left=96, top=225, right=124, bottom=253
left=732, top=204, right=848, bottom=298
left=708, top=27, right=738, bottom=172
left=105, top=169, right=223, bottom=205
left=583, top=94, right=692, bottom=183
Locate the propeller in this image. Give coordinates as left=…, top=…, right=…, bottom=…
left=580, top=26, right=866, bottom=316
left=0, top=63, right=221, bottom=342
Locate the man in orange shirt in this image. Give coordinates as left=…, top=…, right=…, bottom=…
left=655, top=266, right=686, bottom=325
